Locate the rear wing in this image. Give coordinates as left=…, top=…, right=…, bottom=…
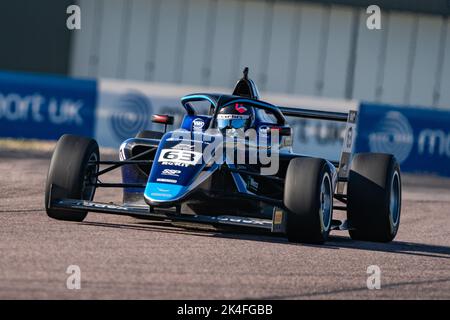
left=278, top=107, right=349, bottom=122
left=279, top=106, right=357, bottom=194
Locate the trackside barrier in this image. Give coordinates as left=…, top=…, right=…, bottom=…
left=4, top=71, right=449, bottom=177
left=355, top=102, right=450, bottom=177
left=0, top=71, right=352, bottom=161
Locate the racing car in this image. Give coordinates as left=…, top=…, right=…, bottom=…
left=45, top=68, right=401, bottom=244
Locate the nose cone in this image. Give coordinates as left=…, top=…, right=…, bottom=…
left=144, top=182, right=185, bottom=204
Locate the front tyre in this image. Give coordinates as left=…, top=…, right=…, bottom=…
left=44, top=134, right=99, bottom=222
left=284, top=158, right=333, bottom=244
left=347, top=153, right=401, bottom=242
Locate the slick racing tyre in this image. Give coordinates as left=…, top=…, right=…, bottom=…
left=44, top=134, right=99, bottom=222
left=284, top=157, right=333, bottom=244
left=135, top=130, right=164, bottom=139
left=347, top=153, right=401, bottom=242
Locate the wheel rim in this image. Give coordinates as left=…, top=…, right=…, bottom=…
left=390, top=170, right=400, bottom=226
left=82, top=153, right=98, bottom=200
left=320, top=173, right=332, bottom=231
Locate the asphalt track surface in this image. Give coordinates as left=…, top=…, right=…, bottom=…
left=0, top=147, right=449, bottom=299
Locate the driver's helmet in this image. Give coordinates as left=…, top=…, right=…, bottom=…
left=216, top=103, right=255, bottom=132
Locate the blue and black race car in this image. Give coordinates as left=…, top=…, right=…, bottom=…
left=45, top=68, right=402, bottom=244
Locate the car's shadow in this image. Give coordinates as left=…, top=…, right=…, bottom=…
left=81, top=220, right=450, bottom=260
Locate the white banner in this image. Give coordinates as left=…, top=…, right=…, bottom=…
left=96, top=79, right=187, bottom=147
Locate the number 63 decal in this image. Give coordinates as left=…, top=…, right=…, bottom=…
left=158, top=149, right=202, bottom=165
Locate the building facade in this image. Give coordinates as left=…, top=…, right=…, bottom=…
left=70, top=0, right=450, bottom=108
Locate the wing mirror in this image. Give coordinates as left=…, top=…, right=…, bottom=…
left=152, top=114, right=174, bottom=133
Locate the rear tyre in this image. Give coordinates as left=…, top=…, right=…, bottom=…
left=44, top=134, right=99, bottom=222
left=347, top=153, right=401, bottom=242
left=135, top=130, right=163, bottom=139
left=284, top=157, right=333, bottom=244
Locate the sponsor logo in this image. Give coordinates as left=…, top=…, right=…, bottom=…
left=160, top=162, right=191, bottom=167
left=150, top=192, right=171, bottom=197
left=418, top=129, right=450, bottom=157
left=368, top=110, right=450, bottom=163
left=368, top=111, right=414, bottom=163
left=192, top=118, right=205, bottom=129
left=0, top=93, right=84, bottom=125
left=235, top=103, right=247, bottom=114
left=172, top=143, right=195, bottom=150
left=156, top=178, right=177, bottom=184
left=217, top=114, right=249, bottom=120
left=213, top=216, right=267, bottom=226
left=69, top=200, right=130, bottom=211
left=161, top=169, right=181, bottom=176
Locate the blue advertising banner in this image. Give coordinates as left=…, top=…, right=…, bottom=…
left=355, top=102, right=450, bottom=177
left=0, top=71, right=97, bottom=140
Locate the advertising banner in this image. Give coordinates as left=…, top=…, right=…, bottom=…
left=0, top=71, right=97, bottom=140
left=355, top=102, right=450, bottom=177
left=95, top=79, right=184, bottom=148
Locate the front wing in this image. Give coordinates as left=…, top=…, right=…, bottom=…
left=51, top=198, right=280, bottom=232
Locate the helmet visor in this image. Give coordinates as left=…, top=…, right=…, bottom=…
left=217, top=118, right=248, bottom=130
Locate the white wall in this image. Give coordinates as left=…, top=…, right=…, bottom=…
left=70, top=0, right=450, bottom=108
